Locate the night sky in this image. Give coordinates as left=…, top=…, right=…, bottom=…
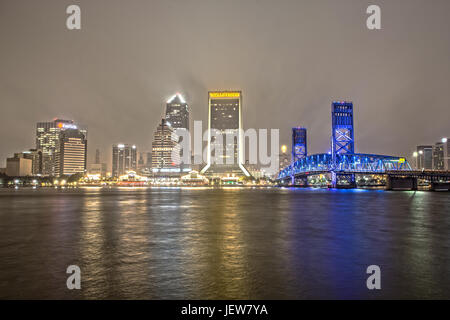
left=1, top=0, right=449, bottom=169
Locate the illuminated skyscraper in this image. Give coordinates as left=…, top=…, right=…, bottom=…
left=55, top=129, right=87, bottom=177
left=36, top=119, right=87, bottom=176
left=112, top=144, right=137, bottom=177
left=201, top=91, right=249, bottom=176
left=151, top=119, right=180, bottom=172
left=165, top=93, right=189, bottom=131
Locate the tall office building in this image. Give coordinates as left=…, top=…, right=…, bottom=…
left=151, top=119, right=180, bottom=171
left=292, top=127, right=307, bottom=162
left=433, top=138, right=449, bottom=170
left=55, top=129, right=87, bottom=177
left=416, top=145, right=433, bottom=170
left=36, top=119, right=87, bottom=176
left=201, top=91, right=249, bottom=176
left=165, top=93, right=189, bottom=131
left=112, top=144, right=137, bottom=177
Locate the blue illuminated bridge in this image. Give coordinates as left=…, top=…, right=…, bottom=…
left=277, top=101, right=450, bottom=191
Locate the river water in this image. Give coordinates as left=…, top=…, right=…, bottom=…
left=0, top=187, right=449, bottom=299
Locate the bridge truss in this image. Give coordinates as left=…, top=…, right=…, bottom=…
left=277, top=153, right=412, bottom=180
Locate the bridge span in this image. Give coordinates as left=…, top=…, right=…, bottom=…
left=276, top=101, right=450, bottom=191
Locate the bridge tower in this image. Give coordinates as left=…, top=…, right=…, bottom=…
left=331, top=101, right=355, bottom=158
left=331, top=101, right=356, bottom=188
left=291, top=127, right=307, bottom=185
left=292, top=127, right=307, bottom=162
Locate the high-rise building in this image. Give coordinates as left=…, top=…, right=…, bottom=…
left=292, top=127, right=307, bottom=162
left=151, top=119, right=180, bottom=171
left=165, top=93, right=189, bottom=131
left=36, top=119, right=87, bottom=176
left=433, top=138, right=449, bottom=170
left=112, top=144, right=137, bottom=177
left=55, top=129, right=87, bottom=177
left=416, top=145, right=433, bottom=170
left=331, top=101, right=355, bottom=158
left=201, top=91, right=249, bottom=176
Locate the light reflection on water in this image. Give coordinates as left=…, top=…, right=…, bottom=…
left=0, top=188, right=449, bottom=299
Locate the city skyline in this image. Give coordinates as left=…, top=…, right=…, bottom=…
left=1, top=1, right=450, bottom=169
left=1, top=0, right=450, bottom=302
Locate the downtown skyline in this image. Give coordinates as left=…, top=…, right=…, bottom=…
left=1, top=0, right=450, bottom=169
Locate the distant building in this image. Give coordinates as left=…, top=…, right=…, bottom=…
left=416, top=145, right=433, bottom=170
left=18, top=149, right=42, bottom=175
left=112, top=144, right=137, bottom=177
left=201, top=91, right=249, bottom=177
left=95, top=149, right=101, bottom=164
left=36, top=119, right=87, bottom=176
left=165, top=93, right=189, bottom=131
left=146, top=152, right=152, bottom=167
left=6, top=154, right=32, bottom=177
left=433, top=138, right=449, bottom=170
left=151, top=119, right=180, bottom=174
left=89, top=163, right=107, bottom=177
left=55, top=129, right=87, bottom=177
left=138, top=152, right=145, bottom=169
left=90, top=148, right=107, bottom=176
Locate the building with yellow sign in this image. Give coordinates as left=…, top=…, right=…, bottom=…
left=201, top=91, right=250, bottom=177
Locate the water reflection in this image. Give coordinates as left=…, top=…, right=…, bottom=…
left=0, top=188, right=449, bottom=299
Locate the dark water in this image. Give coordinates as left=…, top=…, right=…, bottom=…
left=0, top=187, right=449, bottom=299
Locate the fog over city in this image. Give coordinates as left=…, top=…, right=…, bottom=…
left=1, top=0, right=450, bottom=168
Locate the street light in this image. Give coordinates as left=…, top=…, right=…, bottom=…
left=413, top=152, right=418, bottom=170
left=442, top=137, right=448, bottom=143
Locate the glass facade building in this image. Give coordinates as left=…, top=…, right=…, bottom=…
left=201, top=91, right=249, bottom=177
left=36, top=119, right=87, bottom=176
left=55, top=129, right=87, bottom=177
left=151, top=119, right=180, bottom=172
left=416, top=145, right=433, bottom=170
left=112, top=144, right=137, bottom=177
left=165, top=93, right=189, bottom=131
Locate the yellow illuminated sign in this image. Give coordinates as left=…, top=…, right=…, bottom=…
left=209, top=92, right=240, bottom=98
left=399, top=158, right=405, bottom=163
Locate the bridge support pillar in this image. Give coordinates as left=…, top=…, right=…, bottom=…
left=332, top=172, right=356, bottom=189
left=431, top=182, right=450, bottom=191
left=387, top=176, right=418, bottom=191
left=293, top=176, right=308, bottom=187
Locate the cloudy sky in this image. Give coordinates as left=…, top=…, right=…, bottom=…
left=1, top=0, right=449, bottom=168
